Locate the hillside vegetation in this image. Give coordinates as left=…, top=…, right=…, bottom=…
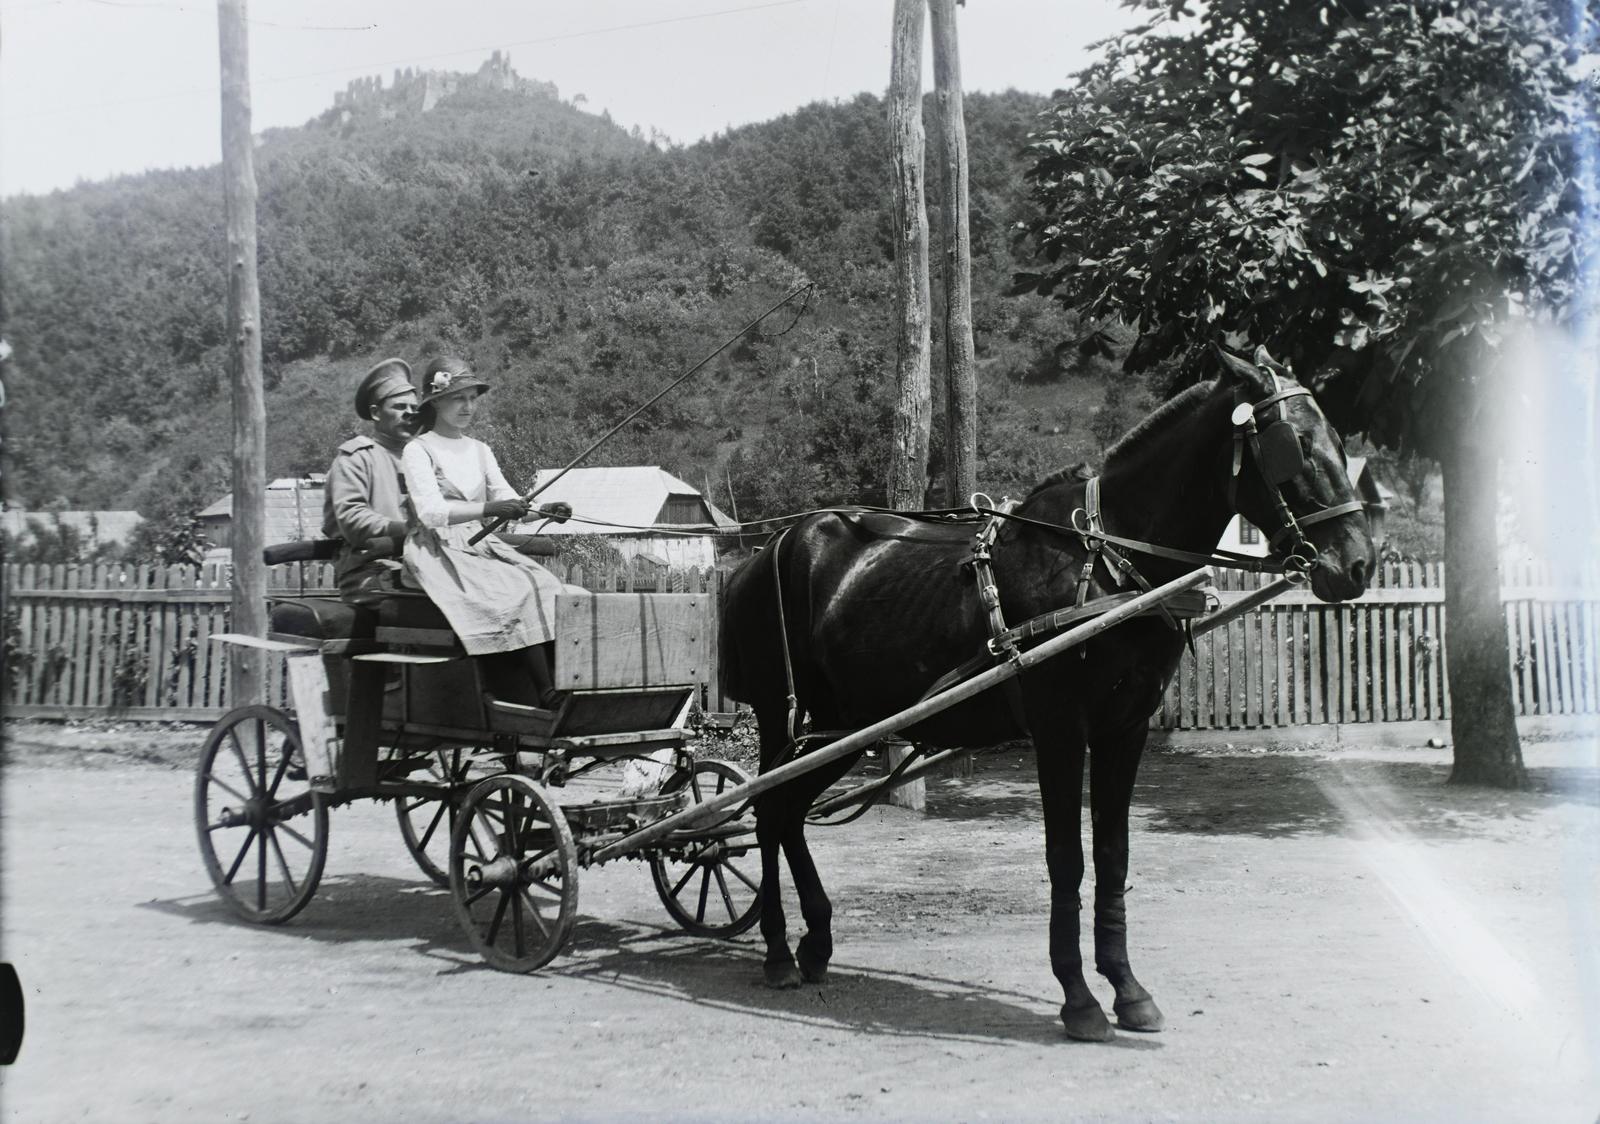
left=2, top=70, right=1160, bottom=543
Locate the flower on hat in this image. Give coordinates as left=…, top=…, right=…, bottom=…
left=432, top=370, right=454, bottom=393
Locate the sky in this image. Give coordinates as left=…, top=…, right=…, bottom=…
left=0, top=0, right=1140, bottom=197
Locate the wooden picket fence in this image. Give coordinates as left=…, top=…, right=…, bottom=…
left=1, top=558, right=727, bottom=721
left=4, top=558, right=1596, bottom=729
left=1154, top=562, right=1599, bottom=729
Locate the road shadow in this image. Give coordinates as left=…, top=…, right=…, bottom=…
left=912, top=743, right=1599, bottom=841
left=546, top=919, right=1156, bottom=1050
left=142, top=879, right=1147, bottom=1048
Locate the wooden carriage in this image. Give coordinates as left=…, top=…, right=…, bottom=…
left=194, top=541, right=758, bottom=972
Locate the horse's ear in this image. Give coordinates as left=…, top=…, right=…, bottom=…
left=1252, top=346, right=1298, bottom=382
left=1215, top=345, right=1275, bottom=397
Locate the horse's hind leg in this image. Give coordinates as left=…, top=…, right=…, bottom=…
left=781, top=751, right=859, bottom=983
left=1088, top=719, right=1164, bottom=1032
left=753, top=706, right=803, bottom=989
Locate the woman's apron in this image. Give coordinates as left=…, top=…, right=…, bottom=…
left=401, top=444, right=564, bottom=655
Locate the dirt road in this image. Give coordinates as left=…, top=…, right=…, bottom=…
left=2, top=726, right=1597, bottom=1122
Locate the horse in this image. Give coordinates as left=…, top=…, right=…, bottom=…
left=718, top=348, right=1375, bottom=1041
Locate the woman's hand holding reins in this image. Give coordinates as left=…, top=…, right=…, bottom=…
left=484, top=498, right=530, bottom=522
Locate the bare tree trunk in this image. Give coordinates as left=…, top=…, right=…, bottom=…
left=929, top=0, right=976, bottom=780
left=1439, top=421, right=1526, bottom=788
left=887, top=0, right=931, bottom=511
left=929, top=0, right=976, bottom=510
left=885, top=0, right=930, bottom=808
left=218, top=0, right=266, bottom=705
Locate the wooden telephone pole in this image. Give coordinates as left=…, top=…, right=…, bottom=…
left=218, top=0, right=267, bottom=704
left=930, top=0, right=977, bottom=508
left=887, top=0, right=932, bottom=512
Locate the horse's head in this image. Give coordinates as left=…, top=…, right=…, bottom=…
left=1217, top=347, right=1375, bottom=602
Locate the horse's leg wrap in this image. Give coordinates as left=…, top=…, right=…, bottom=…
left=1033, top=730, right=1111, bottom=1042
left=755, top=795, right=800, bottom=989
left=783, top=822, right=833, bottom=982
left=1089, top=726, right=1164, bottom=1033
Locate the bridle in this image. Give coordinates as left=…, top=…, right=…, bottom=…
left=1226, top=379, right=1368, bottom=569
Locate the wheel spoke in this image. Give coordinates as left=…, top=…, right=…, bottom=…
left=205, top=773, right=251, bottom=805
left=266, top=740, right=294, bottom=798
left=256, top=830, right=268, bottom=910
left=527, top=876, right=564, bottom=898
left=695, top=865, right=711, bottom=922
left=722, top=857, right=760, bottom=894
left=416, top=800, right=449, bottom=851
left=274, top=819, right=316, bottom=851
left=712, top=865, right=738, bottom=921
left=255, top=719, right=268, bottom=792
left=485, top=890, right=511, bottom=945
left=518, top=888, right=552, bottom=938
left=226, top=729, right=253, bottom=788
left=462, top=882, right=496, bottom=908
left=669, top=860, right=699, bottom=899
left=267, top=829, right=299, bottom=897
left=223, top=828, right=258, bottom=883
left=511, top=887, right=527, bottom=958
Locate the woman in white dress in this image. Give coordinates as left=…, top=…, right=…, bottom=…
left=401, top=356, right=569, bottom=707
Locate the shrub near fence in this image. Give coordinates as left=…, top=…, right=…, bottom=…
left=2, top=558, right=728, bottom=720
left=4, top=558, right=1596, bottom=728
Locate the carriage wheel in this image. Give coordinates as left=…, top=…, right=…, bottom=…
left=395, top=749, right=473, bottom=887
left=649, top=759, right=761, bottom=938
left=449, top=774, right=578, bottom=972
left=194, top=705, right=328, bottom=924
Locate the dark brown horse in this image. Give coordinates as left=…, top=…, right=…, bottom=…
left=719, top=350, right=1375, bottom=1041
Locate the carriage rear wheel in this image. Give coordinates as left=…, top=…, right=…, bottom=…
left=449, top=774, right=579, bottom=972
left=394, top=749, right=474, bottom=887
left=194, top=705, right=329, bottom=924
left=649, top=758, right=761, bottom=938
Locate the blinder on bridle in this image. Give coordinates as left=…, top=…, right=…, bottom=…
left=1229, top=383, right=1366, bottom=574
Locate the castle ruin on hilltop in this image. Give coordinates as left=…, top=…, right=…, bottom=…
left=332, top=51, right=558, bottom=121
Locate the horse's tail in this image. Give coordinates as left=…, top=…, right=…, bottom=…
left=718, top=526, right=793, bottom=708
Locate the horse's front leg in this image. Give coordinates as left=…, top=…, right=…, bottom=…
left=1088, top=718, right=1164, bottom=1032
left=1032, top=722, right=1107, bottom=1041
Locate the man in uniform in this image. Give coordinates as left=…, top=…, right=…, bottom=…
left=323, top=358, right=418, bottom=605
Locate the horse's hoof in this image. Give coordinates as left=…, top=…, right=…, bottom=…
left=798, top=956, right=829, bottom=984
left=764, top=962, right=802, bottom=990
left=1113, top=995, right=1165, bottom=1033
left=796, top=938, right=830, bottom=983
left=1060, top=1000, right=1114, bottom=1042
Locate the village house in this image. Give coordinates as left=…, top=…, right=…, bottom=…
left=515, top=466, right=737, bottom=570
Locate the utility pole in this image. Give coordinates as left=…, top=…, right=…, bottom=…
left=218, top=0, right=266, bottom=704
left=887, top=0, right=932, bottom=512
left=885, top=0, right=931, bottom=809
left=929, top=0, right=976, bottom=509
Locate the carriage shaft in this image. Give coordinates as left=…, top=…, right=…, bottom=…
left=1189, top=577, right=1297, bottom=638
left=588, top=567, right=1214, bottom=864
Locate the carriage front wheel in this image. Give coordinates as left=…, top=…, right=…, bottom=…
left=395, top=748, right=476, bottom=887
left=649, top=758, right=761, bottom=938
left=193, top=704, right=329, bottom=924
left=448, top=774, right=579, bottom=972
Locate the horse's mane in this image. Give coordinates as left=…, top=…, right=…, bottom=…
left=1025, top=460, right=1095, bottom=500
left=1102, top=379, right=1217, bottom=464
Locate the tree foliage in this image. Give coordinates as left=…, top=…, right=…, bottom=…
left=3, top=83, right=1072, bottom=524
left=1016, top=0, right=1598, bottom=454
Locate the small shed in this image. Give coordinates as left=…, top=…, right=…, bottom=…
left=516, top=466, right=736, bottom=569
left=199, top=475, right=327, bottom=554
left=1219, top=456, right=1392, bottom=556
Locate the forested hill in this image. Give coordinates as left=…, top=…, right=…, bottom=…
left=2, top=69, right=1114, bottom=536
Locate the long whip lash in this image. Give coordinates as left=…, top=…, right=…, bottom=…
left=469, top=282, right=815, bottom=545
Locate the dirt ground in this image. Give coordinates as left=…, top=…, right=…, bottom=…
left=1, top=718, right=1598, bottom=1123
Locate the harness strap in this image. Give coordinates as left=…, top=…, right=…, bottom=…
left=966, top=497, right=1030, bottom=730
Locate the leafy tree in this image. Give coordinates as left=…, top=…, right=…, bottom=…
left=1016, top=0, right=1598, bottom=788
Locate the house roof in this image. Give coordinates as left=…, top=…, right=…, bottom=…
left=523, top=466, right=737, bottom=536
left=1, top=509, right=144, bottom=544
left=199, top=477, right=327, bottom=544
